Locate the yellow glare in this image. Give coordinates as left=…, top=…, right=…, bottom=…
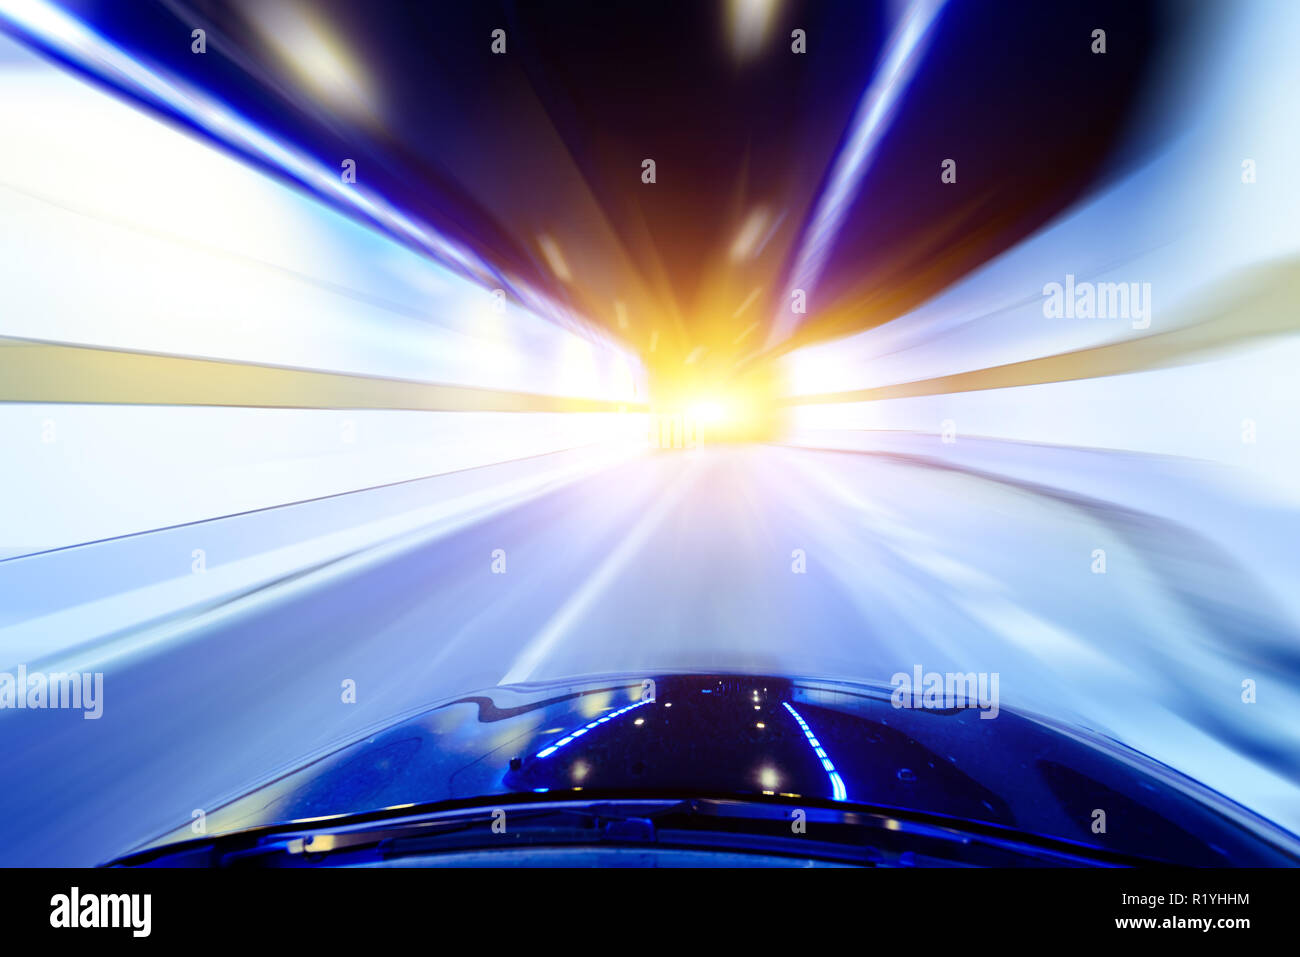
left=578, top=691, right=612, bottom=718
left=648, top=363, right=783, bottom=447
left=687, top=399, right=728, bottom=425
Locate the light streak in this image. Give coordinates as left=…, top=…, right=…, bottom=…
left=533, top=698, right=653, bottom=759
left=0, top=0, right=614, bottom=344
left=768, top=0, right=948, bottom=346
left=783, top=701, right=848, bottom=801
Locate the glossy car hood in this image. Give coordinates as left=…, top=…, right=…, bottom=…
left=133, top=673, right=1299, bottom=865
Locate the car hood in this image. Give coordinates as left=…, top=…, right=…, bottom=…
left=128, top=673, right=1299, bottom=865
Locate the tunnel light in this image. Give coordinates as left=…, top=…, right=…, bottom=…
left=244, top=1, right=378, bottom=121
left=727, top=0, right=784, bottom=62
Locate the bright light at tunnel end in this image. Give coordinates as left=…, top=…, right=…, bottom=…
left=647, top=366, right=787, bottom=448
left=686, top=399, right=729, bottom=426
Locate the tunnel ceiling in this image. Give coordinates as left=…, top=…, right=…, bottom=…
left=67, top=0, right=1201, bottom=377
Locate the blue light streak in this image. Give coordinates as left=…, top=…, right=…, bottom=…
left=0, top=0, right=616, bottom=344
left=782, top=701, right=848, bottom=802
left=769, top=0, right=948, bottom=347
left=533, top=697, right=652, bottom=760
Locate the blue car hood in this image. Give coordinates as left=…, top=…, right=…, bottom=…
left=129, top=673, right=1300, bottom=865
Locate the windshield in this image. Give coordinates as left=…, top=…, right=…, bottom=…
left=0, top=0, right=1298, bottom=877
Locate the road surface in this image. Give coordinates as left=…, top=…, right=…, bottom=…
left=1, top=444, right=1297, bottom=865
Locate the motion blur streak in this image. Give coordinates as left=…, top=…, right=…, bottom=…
left=0, top=0, right=1298, bottom=868
left=768, top=0, right=948, bottom=347
left=0, top=21, right=645, bottom=557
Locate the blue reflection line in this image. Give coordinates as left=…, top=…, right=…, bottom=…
left=533, top=697, right=652, bottom=760
left=782, top=702, right=848, bottom=802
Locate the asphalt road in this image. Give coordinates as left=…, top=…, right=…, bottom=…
left=2, top=444, right=1297, bottom=865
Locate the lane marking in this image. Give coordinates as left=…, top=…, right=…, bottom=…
left=498, top=457, right=698, bottom=685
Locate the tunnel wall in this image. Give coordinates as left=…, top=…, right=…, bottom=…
left=0, top=32, right=647, bottom=558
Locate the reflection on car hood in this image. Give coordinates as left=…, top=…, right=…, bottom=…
left=133, top=673, right=1299, bottom=865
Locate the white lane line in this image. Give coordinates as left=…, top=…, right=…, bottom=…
left=498, top=456, right=699, bottom=685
